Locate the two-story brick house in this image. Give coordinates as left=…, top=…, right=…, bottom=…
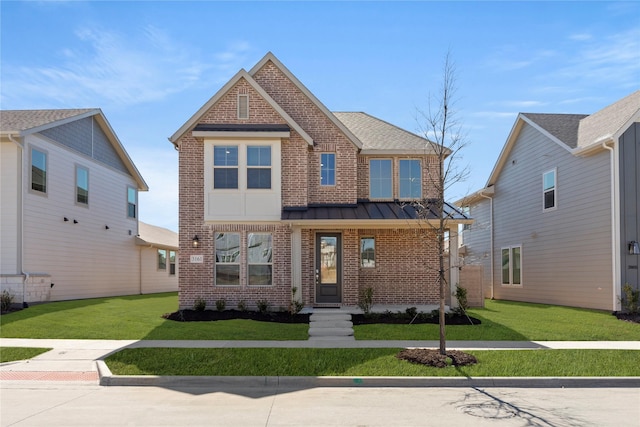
left=170, top=53, right=470, bottom=310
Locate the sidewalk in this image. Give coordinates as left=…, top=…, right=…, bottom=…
left=2, top=338, right=639, bottom=388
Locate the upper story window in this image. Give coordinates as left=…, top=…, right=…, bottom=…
left=247, top=146, right=271, bottom=189
left=399, top=159, right=421, bottom=199
left=369, top=159, right=392, bottom=199
left=30, top=147, right=47, bottom=194
left=76, top=166, right=89, bottom=205
left=127, top=186, right=137, bottom=218
left=214, top=146, right=239, bottom=189
left=238, top=94, right=249, bottom=119
left=543, top=169, right=556, bottom=211
left=320, top=153, right=336, bottom=186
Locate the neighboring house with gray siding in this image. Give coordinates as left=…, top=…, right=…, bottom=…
left=0, top=109, right=177, bottom=304
left=457, top=91, right=640, bottom=311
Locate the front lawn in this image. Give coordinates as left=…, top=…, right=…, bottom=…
left=0, top=347, right=51, bottom=363
left=105, top=348, right=640, bottom=377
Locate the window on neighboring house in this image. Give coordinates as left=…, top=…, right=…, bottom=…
left=501, top=246, right=522, bottom=285
left=543, top=169, right=556, bottom=210
left=76, top=166, right=89, bottom=205
left=369, top=159, right=392, bottom=199
left=247, top=233, right=272, bottom=286
left=158, top=249, right=167, bottom=270
left=31, top=147, right=47, bottom=193
left=320, top=153, right=335, bottom=186
left=247, top=146, right=271, bottom=189
left=360, top=237, right=375, bottom=268
left=214, top=146, right=239, bottom=189
left=169, top=250, right=176, bottom=275
left=461, top=206, right=471, bottom=231
left=127, top=186, right=137, bottom=218
left=399, top=159, right=421, bottom=199
left=238, top=94, right=249, bottom=119
left=215, top=232, right=240, bottom=286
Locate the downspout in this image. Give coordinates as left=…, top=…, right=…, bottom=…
left=8, top=134, right=28, bottom=306
left=602, top=141, right=619, bottom=311
left=480, top=191, right=494, bottom=300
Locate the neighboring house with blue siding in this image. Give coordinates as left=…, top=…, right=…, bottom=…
left=456, top=91, right=640, bottom=311
left=0, top=109, right=177, bottom=304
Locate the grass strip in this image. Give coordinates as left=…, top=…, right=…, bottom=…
left=0, top=347, right=51, bottom=363
left=105, top=348, right=640, bottom=377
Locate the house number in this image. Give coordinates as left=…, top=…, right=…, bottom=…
left=190, top=255, right=204, bottom=264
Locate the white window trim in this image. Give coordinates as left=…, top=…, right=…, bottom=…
left=29, top=145, right=48, bottom=197
left=501, top=245, right=523, bottom=287
left=75, top=164, right=89, bottom=207
left=126, top=185, right=137, bottom=219
left=398, top=158, right=423, bottom=200
left=369, top=158, right=393, bottom=200
left=320, top=153, right=336, bottom=187
left=157, top=249, right=167, bottom=271
left=213, top=145, right=239, bottom=190
left=246, top=145, right=272, bottom=190
left=542, top=168, right=557, bottom=212
left=169, top=250, right=176, bottom=276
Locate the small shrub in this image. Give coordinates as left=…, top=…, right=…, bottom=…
left=455, top=285, right=469, bottom=314
left=193, top=297, right=206, bottom=312
left=621, top=283, right=639, bottom=314
left=256, top=299, right=270, bottom=314
left=289, top=286, right=304, bottom=315
left=358, top=287, right=374, bottom=314
left=237, top=299, right=248, bottom=312
left=215, top=298, right=226, bottom=312
left=1, top=290, right=14, bottom=312
left=405, top=307, right=418, bottom=318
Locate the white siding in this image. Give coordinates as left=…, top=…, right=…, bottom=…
left=0, top=141, right=21, bottom=274
left=22, top=134, right=141, bottom=301
left=140, top=246, right=178, bottom=293
left=491, top=123, right=613, bottom=310
left=460, top=198, right=493, bottom=298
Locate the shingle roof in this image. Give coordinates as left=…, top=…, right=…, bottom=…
left=520, top=113, right=587, bottom=149
left=577, top=90, right=640, bottom=148
left=282, top=201, right=469, bottom=222
left=333, top=112, right=437, bottom=153
left=0, top=109, right=97, bottom=134
left=136, top=222, right=178, bottom=249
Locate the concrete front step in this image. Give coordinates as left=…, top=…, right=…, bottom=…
left=309, top=313, right=352, bottom=322
left=308, top=327, right=354, bottom=337
left=309, top=320, right=353, bottom=329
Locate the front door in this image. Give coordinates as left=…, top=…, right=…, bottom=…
left=315, top=233, right=342, bottom=304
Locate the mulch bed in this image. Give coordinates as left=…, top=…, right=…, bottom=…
left=615, top=312, right=640, bottom=323
left=162, top=309, right=310, bottom=323
left=396, top=348, right=478, bottom=368
left=352, top=312, right=480, bottom=325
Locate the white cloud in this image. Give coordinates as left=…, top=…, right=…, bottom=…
left=569, top=33, right=592, bottom=41
left=1, top=26, right=251, bottom=109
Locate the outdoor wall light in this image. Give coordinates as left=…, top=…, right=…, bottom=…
left=105, top=225, right=110, bottom=230
left=192, top=235, right=200, bottom=248
left=73, top=219, right=78, bottom=224
left=629, top=241, right=640, bottom=255
left=64, top=217, right=69, bottom=222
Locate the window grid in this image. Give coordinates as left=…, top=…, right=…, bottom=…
left=543, top=169, right=557, bottom=211
left=247, top=146, right=271, bottom=189
left=399, top=159, right=422, bottom=199
left=369, top=159, right=393, bottom=199
left=320, top=153, right=336, bottom=186
left=127, top=186, right=137, bottom=218
left=214, top=146, right=239, bottom=189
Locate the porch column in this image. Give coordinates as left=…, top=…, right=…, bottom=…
left=291, top=226, right=302, bottom=303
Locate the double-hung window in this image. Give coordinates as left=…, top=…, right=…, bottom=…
left=169, top=251, right=176, bottom=275
left=399, top=159, right=421, bottom=199
left=215, top=232, right=240, bottom=286
left=214, top=146, right=239, bottom=189
left=501, top=246, right=522, bottom=286
left=76, top=166, right=89, bottom=205
left=320, top=153, right=335, bottom=186
left=247, top=233, right=272, bottom=286
left=127, top=186, right=137, bottom=218
left=247, top=146, right=271, bottom=189
left=30, top=147, right=47, bottom=193
left=543, top=169, right=556, bottom=211
left=369, top=159, right=392, bottom=199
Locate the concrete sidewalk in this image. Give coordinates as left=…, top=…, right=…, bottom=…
left=2, top=338, right=639, bottom=388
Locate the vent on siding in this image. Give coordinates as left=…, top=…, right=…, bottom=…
left=238, top=94, right=249, bottom=119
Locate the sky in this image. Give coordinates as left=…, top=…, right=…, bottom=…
left=2, top=1, right=639, bottom=232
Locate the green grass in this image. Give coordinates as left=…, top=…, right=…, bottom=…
left=0, top=347, right=51, bottom=363
left=105, top=348, right=640, bottom=377
left=354, top=299, right=640, bottom=341
left=0, top=293, right=307, bottom=340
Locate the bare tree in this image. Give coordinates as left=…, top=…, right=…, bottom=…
left=414, top=51, right=470, bottom=355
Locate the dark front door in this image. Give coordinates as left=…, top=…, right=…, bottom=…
left=316, top=233, right=342, bottom=304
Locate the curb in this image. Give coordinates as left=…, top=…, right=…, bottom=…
left=96, top=361, right=640, bottom=388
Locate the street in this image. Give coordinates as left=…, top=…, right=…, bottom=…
left=2, top=382, right=639, bottom=427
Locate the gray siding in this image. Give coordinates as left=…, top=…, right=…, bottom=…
left=40, top=117, right=129, bottom=174
left=619, top=122, right=640, bottom=292
left=491, top=123, right=613, bottom=310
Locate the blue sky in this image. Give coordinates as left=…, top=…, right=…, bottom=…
left=2, top=1, right=639, bottom=232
